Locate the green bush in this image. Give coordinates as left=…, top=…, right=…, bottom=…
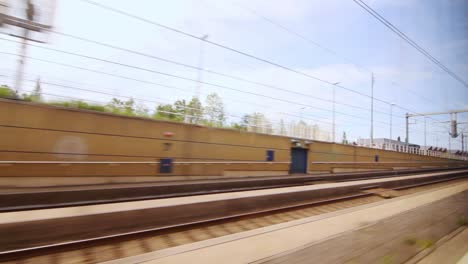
left=0, top=85, right=18, bottom=99
left=75, top=101, right=106, bottom=112
left=49, top=101, right=73, bottom=108
left=49, top=100, right=106, bottom=112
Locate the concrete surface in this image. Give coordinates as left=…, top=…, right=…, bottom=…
left=103, top=180, right=468, bottom=264
left=416, top=228, right=468, bottom=264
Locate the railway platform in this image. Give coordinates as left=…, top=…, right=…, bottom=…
left=0, top=167, right=465, bottom=212
left=104, top=180, right=468, bottom=264
left=0, top=169, right=466, bottom=255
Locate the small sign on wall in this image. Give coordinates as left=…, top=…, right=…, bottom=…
left=266, top=150, right=275, bottom=161
left=160, top=158, right=173, bottom=173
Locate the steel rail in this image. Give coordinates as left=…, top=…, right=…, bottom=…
left=0, top=170, right=466, bottom=259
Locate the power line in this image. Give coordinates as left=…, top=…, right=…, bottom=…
left=0, top=49, right=391, bottom=125
left=0, top=35, right=389, bottom=116
left=232, top=2, right=438, bottom=112
left=231, top=1, right=372, bottom=74
left=352, top=0, right=468, bottom=88
left=231, top=2, right=445, bottom=120
left=11, top=67, right=338, bottom=126
left=79, top=0, right=388, bottom=102
left=78, top=0, right=450, bottom=128
left=18, top=84, right=329, bottom=134
left=1, top=37, right=441, bottom=136
left=16, top=73, right=438, bottom=138
left=2, top=51, right=422, bottom=134
left=1, top=72, right=453, bottom=142
left=1, top=66, right=337, bottom=125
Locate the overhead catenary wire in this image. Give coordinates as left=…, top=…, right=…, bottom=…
left=4, top=61, right=419, bottom=137
left=231, top=2, right=446, bottom=114
left=2, top=66, right=419, bottom=134
left=0, top=47, right=438, bottom=136
left=77, top=0, right=451, bottom=129
left=0, top=5, right=451, bottom=134
left=15, top=81, right=438, bottom=142
left=78, top=0, right=393, bottom=103
left=0, top=51, right=391, bottom=125
left=18, top=81, right=406, bottom=136
left=17, top=84, right=328, bottom=135
left=6, top=65, right=433, bottom=136
left=230, top=1, right=372, bottom=74
left=16, top=74, right=337, bottom=127
left=352, top=0, right=468, bottom=88
left=0, top=66, right=338, bottom=125
left=0, top=35, right=390, bottom=116
left=1, top=54, right=445, bottom=138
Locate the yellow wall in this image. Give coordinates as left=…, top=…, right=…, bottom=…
left=0, top=99, right=466, bottom=184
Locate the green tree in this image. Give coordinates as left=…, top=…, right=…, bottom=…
left=231, top=122, right=245, bottom=131
left=186, top=97, right=204, bottom=124
left=107, top=98, right=138, bottom=116
left=153, top=104, right=183, bottom=121
left=204, top=93, right=225, bottom=127
left=173, top=99, right=189, bottom=121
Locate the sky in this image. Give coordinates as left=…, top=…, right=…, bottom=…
left=1, top=0, right=467, bottom=149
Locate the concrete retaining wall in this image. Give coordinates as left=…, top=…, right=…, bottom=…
left=1, top=99, right=466, bottom=186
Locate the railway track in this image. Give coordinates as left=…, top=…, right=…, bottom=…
left=1, top=166, right=466, bottom=212
left=0, top=172, right=467, bottom=264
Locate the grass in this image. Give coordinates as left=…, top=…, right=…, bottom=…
left=381, top=254, right=393, bottom=264
left=404, top=237, right=434, bottom=249
left=416, top=239, right=434, bottom=249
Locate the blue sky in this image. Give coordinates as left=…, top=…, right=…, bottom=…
left=1, top=0, right=467, bottom=149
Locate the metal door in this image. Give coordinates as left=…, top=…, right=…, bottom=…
left=290, top=148, right=307, bottom=173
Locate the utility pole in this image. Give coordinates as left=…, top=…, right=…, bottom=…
left=332, top=85, right=335, bottom=143
left=389, top=103, right=395, bottom=140
left=424, top=116, right=427, bottom=148
left=1, top=0, right=52, bottom=94
left=331, top=82, right=340, bottom=143
left=448, top=135, right=451, bottom=153
left=461, top=130, right=467, bottom=152
left=370, top=73, right=374, bottom=146
left=405, top=113, right=409, bottom=145
left=195, top=34, right=209, bottom=99
left=406, top=109, right=468, bottom=144
left=463, top=135, right=468, bottom=151
left=14, top=0, right=34, bottom=95
left=14, top=26, right=30, bottom=95
left=462, top=132, right=465, bottom=152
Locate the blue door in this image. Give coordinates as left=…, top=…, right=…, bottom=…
left=290, top=148, right=307, bottom=173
